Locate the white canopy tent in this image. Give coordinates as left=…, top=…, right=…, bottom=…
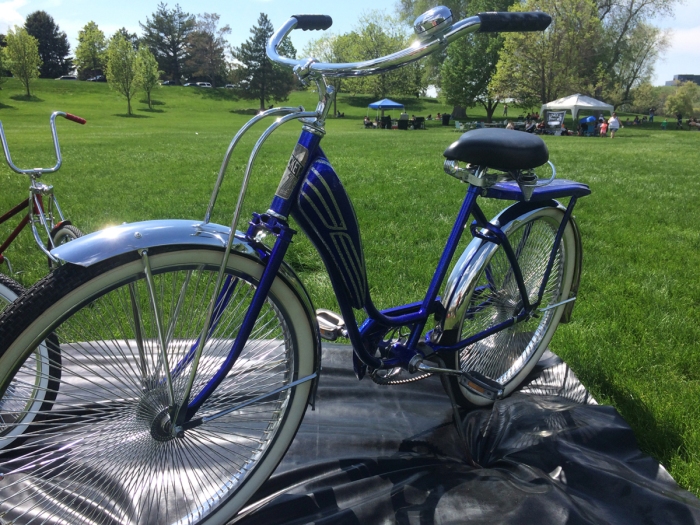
left=540, top=94, right=614, bottom=123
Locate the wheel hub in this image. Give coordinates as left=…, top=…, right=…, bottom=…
left=150, top=408, right=175, bottom=442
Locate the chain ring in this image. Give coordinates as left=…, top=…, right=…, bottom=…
left=369, top=367, right=432, bottom=385
left=368, top=325, right=433, bottom=386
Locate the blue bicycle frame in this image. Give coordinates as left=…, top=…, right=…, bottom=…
left=180, top=123, right=591, bottom=425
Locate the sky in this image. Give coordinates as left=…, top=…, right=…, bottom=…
left=0, top=0, right=697, bottom=86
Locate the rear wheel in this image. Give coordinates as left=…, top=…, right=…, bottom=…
left=440, top=205, right=577, bottom=409
left=0, top=273, right=23, bottom=313
left=0, top=247, right=317, bottom=524
left=48, top=224, right=84, bottom=268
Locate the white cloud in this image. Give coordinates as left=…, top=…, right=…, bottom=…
left=668, top=26, right=700, bottom=55
left=0, top=0, right=26, bottom=32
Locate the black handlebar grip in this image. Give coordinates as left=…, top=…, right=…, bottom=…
left=477, top=12, right=551, bottom=33
left=292, top=14, right=333, bottom=31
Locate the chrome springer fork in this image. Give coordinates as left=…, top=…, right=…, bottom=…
left=153, top=80, right=334, bottom=433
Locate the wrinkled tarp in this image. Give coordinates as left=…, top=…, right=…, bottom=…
left=231, top=345, right=700, bottom=524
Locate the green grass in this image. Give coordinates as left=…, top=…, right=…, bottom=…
left=1, top=78, right=700, bottom=495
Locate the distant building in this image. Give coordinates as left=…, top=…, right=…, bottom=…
left=665, top=74, right=700, bottom=86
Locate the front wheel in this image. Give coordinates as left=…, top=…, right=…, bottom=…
left=439, top=205, right=578, bottom=409
left=0, top=247, right=317, bottom=524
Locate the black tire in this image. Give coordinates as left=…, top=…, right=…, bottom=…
left=48, top=223, right=84, bottom=268
left=0, top=273, right=61, bottom=451
left=0, top=246, right=317, bottom=524
left=439, top=205, right=577, bottom=409
left=0, top=273, right=24, bottom=314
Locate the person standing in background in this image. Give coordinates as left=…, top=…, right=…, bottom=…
left=608, top=112, right=621, bottom=138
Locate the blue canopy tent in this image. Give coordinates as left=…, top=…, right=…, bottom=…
left=368, top=98, right=404, bottom=120
left=368, top=98, right=405, bottom=110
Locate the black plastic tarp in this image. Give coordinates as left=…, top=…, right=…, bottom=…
left=231, top=345, right=700, bottom=524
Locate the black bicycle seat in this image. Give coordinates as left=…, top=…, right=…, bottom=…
left=444, top=128, right=549, bottom=171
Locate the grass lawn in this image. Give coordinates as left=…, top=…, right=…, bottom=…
left=1, top=78, right=700, bottom=495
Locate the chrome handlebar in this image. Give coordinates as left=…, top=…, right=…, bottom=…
left=267, top=15, right=483, bottom=79
left=0, top=111, right=86, bottom=177
left=267, top=10, right=551, bottom=80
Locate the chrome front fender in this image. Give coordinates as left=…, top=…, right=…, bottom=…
left=51, top=220, right=322, bottom=402
left=51, top=220, right=315, bottom=324
left=52, top=220, right=237, bottom=266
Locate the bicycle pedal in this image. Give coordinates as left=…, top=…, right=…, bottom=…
left=460, top=371, right=504, bottom=401
left=316, top=309, right=347, bottom=341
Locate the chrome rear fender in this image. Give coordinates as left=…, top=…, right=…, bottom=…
left=437, top=201, right=582, bottom=337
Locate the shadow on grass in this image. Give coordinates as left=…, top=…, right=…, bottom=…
left=200, top=88, right=238, bottom=101
left=0, top=102, right=16, bottom=110
left=595, top=373, right=688, bottom=468
left=10, top=94, right=43, bottom=102
left=138, top=107, right=165, bottom=113
left=113, top=113, right=151, bottom=118
left=138, top=98, right=166, bottom=106
left=231, top=108, right=259, bottom=116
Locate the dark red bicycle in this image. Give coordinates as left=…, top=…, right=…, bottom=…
left=0, top=111, right=86, bottom=310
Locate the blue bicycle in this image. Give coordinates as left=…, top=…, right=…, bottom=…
left=0, top=7, right=590, bottom=524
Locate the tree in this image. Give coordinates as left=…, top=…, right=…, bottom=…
left=602, top=23, right=669, bottom=107
left=589, top=0, right=677, bottom=103
left=75, top=22, right=107, bottom=80
left=115, top=28, right=140, bottom=49
left=630, top=81, right=658, bottom=114
left=303, top=33, right=355, bottom=116
left=0, top=45, right=7, bottom=91
left=440, top=0, right=515, bottom=122
left=491, top=0, right=602, bottom=107
left=140, top=3, right=195, bottom=82
left=106, top=34, right=139, bottom=115
left=5, top=26, right=41, bottom=97
left=231, top=13, right=297, bottom=109
left=136, top=45, right=161, bottom=109
left=24, top=11, right=71, bottom=78
left=340, top=12, right=427, bottom=99
left=664, top=81, right=698, bottom=119
left=185, top=13, right=230, bottom=87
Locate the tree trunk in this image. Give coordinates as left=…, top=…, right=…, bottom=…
left=486, top=108, right=495, bottom=122
left=452, top=105, right=468, bottom=119
left=148, top=91, right=152, bottom=110
left=127, top=96, right=132, bottom=116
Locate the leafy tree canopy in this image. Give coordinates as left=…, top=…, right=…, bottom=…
left=136, top=45, right=162, bottom=109
left=140, top=3, right=195, bottom=81
left=664, top=81, right=699, bottom=118
left=339, top=11, right=426, bottom=99
left=5, top=26, right=41, bottom=96
left=75, top=21, right=107, bottom=79
left=114, top=28, right=140, bottom=50
left=24, top=10, right=71, bottom=78
left=231, top=13, right=297, bottom=109
left=185, top=13, right=231, bottom=87
left=491, top=0, right=602, bottom=107
left=440, top=0, right=516, bottom=122
left=106, top=34, right=139, bottom=115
